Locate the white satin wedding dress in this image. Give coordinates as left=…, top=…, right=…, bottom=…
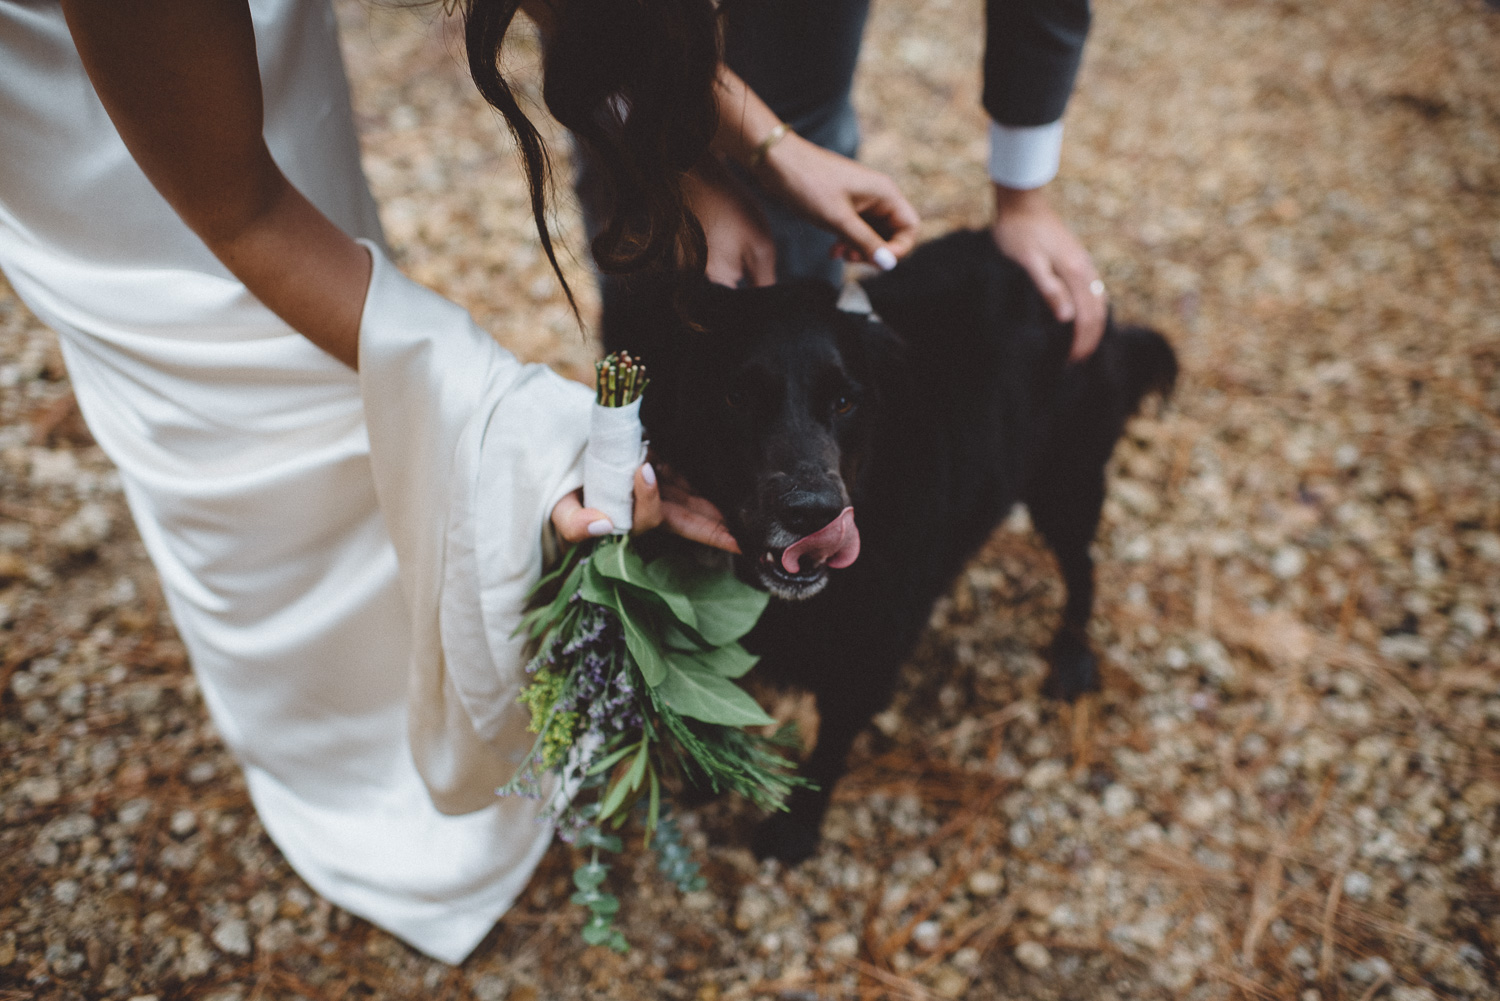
left=0, top=0, right=590, bottom=962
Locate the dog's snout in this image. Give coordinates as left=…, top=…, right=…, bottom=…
left=775, top=487, right=846, bottom=538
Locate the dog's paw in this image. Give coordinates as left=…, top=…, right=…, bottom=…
left=1042, top=631, right=1100, bottom=701
left=751, top=812, right=822, bottom=865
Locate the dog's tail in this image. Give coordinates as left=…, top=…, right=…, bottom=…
left=1110, top=324, right=1178, bottom=413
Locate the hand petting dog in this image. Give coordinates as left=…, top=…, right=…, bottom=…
left=991, top=184, right=1107, bottom=362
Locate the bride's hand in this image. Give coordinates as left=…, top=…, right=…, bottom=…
left=551, top=463, right=662, bottom=543
left=752, top=134, right=920, bottom=270
left=684, top=161, right=776, bottom=288
left=549, top=464, right=741, bottom=553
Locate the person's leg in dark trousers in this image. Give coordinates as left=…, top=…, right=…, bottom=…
left=720, top=0, right=871, bottom=284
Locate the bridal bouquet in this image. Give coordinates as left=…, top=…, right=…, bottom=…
left=503, top=353, right=805, bottom=951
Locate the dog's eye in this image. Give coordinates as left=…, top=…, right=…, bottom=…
left=725, top=389, right=749, bottom=410
left=834, top=395, right=855, bottom=416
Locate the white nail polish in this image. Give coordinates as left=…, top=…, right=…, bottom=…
left=587, top=519, right=613, bottom=537
left=873, top=246, right=897, bottom=272
left=641, top=462, right=657, bottom=487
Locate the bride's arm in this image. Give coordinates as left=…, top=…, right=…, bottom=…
left=60, top=0, right=369, bottom=368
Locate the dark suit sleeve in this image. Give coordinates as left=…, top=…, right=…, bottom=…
left=983, top=0, right=1092, bottom=127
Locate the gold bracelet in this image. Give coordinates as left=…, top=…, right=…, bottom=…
left=747, top=121, right=791, bottom=170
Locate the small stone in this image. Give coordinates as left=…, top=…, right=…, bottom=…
left=44, top=813, right=97, bottom=843
left=211, top=918, right=252, bottom=957
left=1024, top=759, right=1067, bottom=790
left=1343, top=871, right=1372, bottom=900
left=186, top=761, right=217, bottom=784
left=1181, top=793, right=1218, bottom=827
left=1452, top=604, right=1490, bottom=637
left=117, top=798, right=152, bottom=826
left=177, top=933, right=214, bottom=978
left=247, top=891, right=278, bottom=926
left=911, top=920, right=942, bottom=953
left=824, top=932, right=859, bottom=960
left=733, top=890, right=770, bottom=932
left=52, top=879, right=80, bottom=906
left=1014, top=941, right=1052, bottom=971
left=932, top=966, right=969, bottom=999
left=1271, top=545, right=1307, bottom=579
left=169, top=809, right=198, bottom=837
left=1378, top=634, right=1430, bottom=662
left=54, top=501, right=113, bottom=554
left=18, top=776, right=61, bottom=805
left=1346, top=956, right=1392, bottom=983
left=1102, top=784, right=1137, bottom=818
left=967, top=870, right=1004, bottom=897
left=470, top=974, right=508, bottom=1001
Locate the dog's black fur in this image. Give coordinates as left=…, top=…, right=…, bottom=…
left=604, top=230, right=1177, bottom=863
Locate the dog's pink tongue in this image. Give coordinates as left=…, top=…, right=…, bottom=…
left=781, top=507, right=861, bottom=574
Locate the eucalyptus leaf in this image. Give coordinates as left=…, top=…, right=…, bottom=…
left=576, top=827, right=624, bottom=853
left=570, top=890, right=621, bottom=915
left=573, top=862, right=608, bottom=892
left=655, top=658, right=775, bottom=726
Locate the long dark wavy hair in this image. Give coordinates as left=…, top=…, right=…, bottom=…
left=460, top=0, right=720, bottom=318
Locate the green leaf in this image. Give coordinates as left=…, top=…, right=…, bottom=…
left=591, top=539, right=700, bottom=623
left=614, top=587, right=667, bottom=687
left=685, top=641, right=758, bottom=680
left=573, top=862, right=608, bottom=892
left=654, top=658, right=775, bottom=726
left=625, top=740, right=649, bottom=793
left=647, top=558, right=768, bottom=646
left=578, top=559, right=621, bottom=612
left=645, top=768, right=661, bottom=846
left=580, top=918, right=615, bottom=946
left=661, top=621, right=705, bottom=653
left=570, top=890, right=621, bottom=915
left=584, top=743, right=638, bottom=777
left=596, top=765, right=637, bottom=824
left=576, top=827, right=624, bottom=853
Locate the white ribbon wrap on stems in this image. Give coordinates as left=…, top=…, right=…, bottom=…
left=583, top=397, right=647, bottom=533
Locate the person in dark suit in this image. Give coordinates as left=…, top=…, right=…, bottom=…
left=702, top=0, right=1107, bottom=360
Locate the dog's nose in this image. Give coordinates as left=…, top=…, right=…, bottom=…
left=776, top=488, right=846, bottom=539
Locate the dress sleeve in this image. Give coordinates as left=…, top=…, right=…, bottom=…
left=357, top=241, right=591, bottom=814
left=982, top=0, right=1092, bottom=128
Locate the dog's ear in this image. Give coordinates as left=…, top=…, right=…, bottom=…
left=860, top=316, right=907, bottom=380
left=836, top=306, right=906, bottom=389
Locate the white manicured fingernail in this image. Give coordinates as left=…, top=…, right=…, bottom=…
left=873, top=246, right=897, bottom=271
left=641, top=462, right=657, bottom=487
left=587, top=519, right=613, bottom=537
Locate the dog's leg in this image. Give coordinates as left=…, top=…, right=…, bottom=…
left=1025, top=467, right=1106, bottom=701
left=751, top=680, right=890, bottom=864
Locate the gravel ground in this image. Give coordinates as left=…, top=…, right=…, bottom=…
left=3, top=1, right=1499, bottom=999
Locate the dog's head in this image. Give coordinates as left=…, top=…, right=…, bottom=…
left=621, top=278, right=902, bottom=599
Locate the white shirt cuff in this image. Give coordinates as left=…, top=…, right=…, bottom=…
left=987, top=119, right=1065, bottom=190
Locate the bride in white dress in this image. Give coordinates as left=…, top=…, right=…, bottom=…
left=0, top=0, right=917, bottom=961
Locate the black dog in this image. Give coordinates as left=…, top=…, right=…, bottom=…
left=604, top=230, right=1176, bottom=863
